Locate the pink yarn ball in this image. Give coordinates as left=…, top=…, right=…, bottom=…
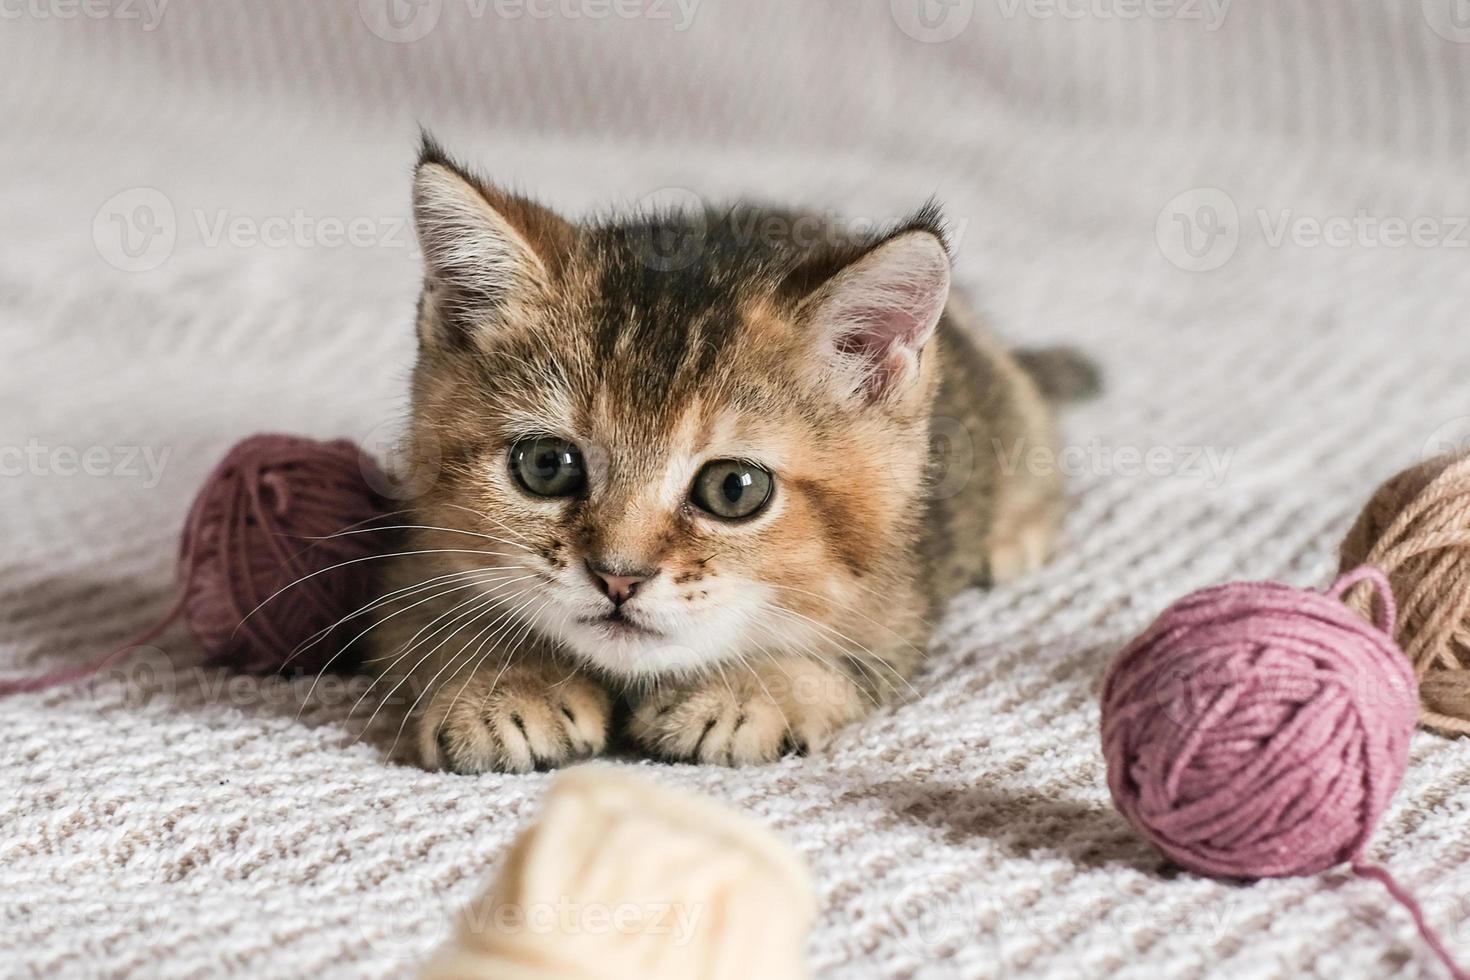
left=177, top=433, right=393, bottom=674
left=1101, top=568, right=1419, bottom=879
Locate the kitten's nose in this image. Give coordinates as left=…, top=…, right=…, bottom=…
left=586, top=561, right=652, bottom=605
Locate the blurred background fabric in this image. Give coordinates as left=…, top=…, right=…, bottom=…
left=4, top=1, right=1470, bottom=976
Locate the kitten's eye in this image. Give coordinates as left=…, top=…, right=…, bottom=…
left=691, top=460, right=773, bottom=520
left=510, top=437, right=586, bottom=497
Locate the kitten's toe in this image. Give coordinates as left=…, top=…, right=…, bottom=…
left=553, top=677, right=612, bottom=757
left=629, top=686, right=792, bottom=766
left=418, top=669, right=611, bottom=775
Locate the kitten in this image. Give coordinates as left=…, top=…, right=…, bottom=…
left=368, top=136, right=1094, bottom=774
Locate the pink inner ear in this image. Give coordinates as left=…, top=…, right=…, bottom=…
left=830, top=271, right=947, bottom=397
left=835, top=306, right=923, bottom=395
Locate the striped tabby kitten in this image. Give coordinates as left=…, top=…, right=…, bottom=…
left=371, top=137, right=1090, bottom=774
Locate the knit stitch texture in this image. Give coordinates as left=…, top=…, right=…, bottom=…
left=3, top=2, right=1470, bottom=977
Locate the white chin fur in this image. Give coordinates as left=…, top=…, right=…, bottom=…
left=523, top=585, right=770, bottom=680
left=559, top=624, right=730, bottom=677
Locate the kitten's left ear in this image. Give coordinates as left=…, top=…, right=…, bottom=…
left=411, top=134, right=574, bottom=346
left=795, top=225, right=951, bottom=405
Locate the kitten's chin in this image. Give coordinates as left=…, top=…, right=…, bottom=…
left=522, top=586, right=774, bottom=679
left=557, top=621, right=731, bottom=678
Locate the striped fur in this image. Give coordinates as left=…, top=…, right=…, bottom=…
left=370, top=138, right=1077, bottom=773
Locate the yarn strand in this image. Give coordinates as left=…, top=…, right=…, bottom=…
left=0, top=434, right=392, bottom=695
left=1351, top=861, right=1468, bottom=980
left=0, top=590, right=189, bottom=696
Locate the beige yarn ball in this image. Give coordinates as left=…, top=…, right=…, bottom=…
left=420, top=768, right=815, bottom=980
left=1341, top=450, right=1470, bottom=735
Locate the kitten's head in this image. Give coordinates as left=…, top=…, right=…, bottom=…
left=404, top=138, right=950, bottom=681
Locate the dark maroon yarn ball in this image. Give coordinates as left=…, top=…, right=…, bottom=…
left=177, top=433, right=393, bottom=675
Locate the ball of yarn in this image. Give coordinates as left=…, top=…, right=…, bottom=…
left=1341, top=450, right=1470, bottom=735
left=177, top=433, right=392, bottom=674
left=1100, top=568, right=1418, bottom=879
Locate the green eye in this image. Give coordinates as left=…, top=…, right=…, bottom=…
left=510, top=437, right=586, bottom=497
left=691, top=460, right=773, bottom=520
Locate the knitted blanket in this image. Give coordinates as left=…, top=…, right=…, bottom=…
left=4, top=2, right=1470, bottom=976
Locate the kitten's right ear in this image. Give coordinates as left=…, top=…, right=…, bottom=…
left=412, top=134, right=573, bottom=345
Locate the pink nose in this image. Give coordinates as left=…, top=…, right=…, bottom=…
left=587, top=562, right=652, bottom=605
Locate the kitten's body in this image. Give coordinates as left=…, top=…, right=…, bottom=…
left=369, top=143, right=1085, bottom=773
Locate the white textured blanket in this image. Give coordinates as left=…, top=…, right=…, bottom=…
left=4, top=2, right=1470, bottom=977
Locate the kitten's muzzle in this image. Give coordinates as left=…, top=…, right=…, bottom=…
left=585, top=560, right=655, bottom=606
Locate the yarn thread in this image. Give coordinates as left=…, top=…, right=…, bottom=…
left=0, top=434, right=392, bottom=695
left=1102, top=568, right=1465, bottom=979
left=1342, top=450, right=1470, bottom=735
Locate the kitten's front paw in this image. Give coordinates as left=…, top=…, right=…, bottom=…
left=418, top=666, right=611, bottom=774
left=628, top=659, right=866, bottom=766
